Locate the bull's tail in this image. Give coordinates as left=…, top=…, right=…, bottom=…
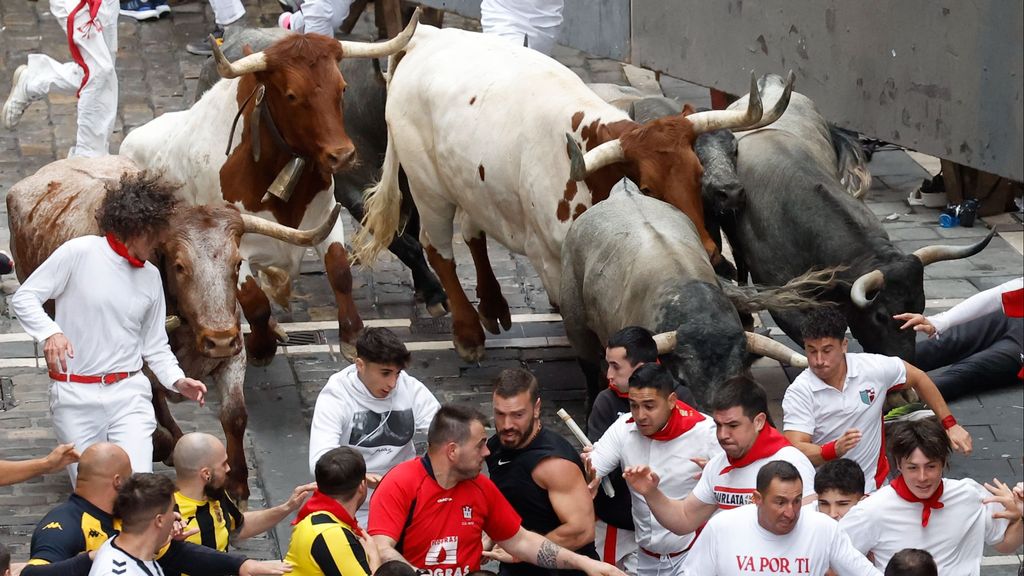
left=829, top=124, right=872, bottom=200
left=353, top=125, right=403, bottom=267
left=723, top=266, right=848, bottom=315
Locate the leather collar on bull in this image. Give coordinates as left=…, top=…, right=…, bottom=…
left=225, top=83, right=307, bottom=204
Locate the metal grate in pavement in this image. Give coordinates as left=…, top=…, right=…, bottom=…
left=410, top=316, right=453, bottom=335
left=281, top=330, right=327, bottom=346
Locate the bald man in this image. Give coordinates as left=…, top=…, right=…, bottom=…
left=22, top=443, right=290, bottom=576
left=172, top=432, right=314, bottom=554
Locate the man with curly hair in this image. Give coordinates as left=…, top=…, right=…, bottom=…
left=11, top=171, right=207, bottom=485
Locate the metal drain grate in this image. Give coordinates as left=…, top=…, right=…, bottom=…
left=410, top=316, right=452, bottom=335
left=281, top=330, right=327, bottom=346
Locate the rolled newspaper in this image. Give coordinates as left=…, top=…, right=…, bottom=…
left=556, top=408, right=615, bottom=498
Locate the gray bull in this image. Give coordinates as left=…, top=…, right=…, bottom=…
left=560, top=183, right=830, bottom=408
left=194, top=28, right=447, bottom=315
left=7, top=156, right=339, bottom=503
left=705, top=74, right=991, bottom=360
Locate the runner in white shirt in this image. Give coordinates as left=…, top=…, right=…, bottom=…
left=681, top=461, right=879, bottom=576
left=11, top=175, right=207, bottom=485
left=840, top=418, right=1022, bottom=575
left=624, top=376, right=816, bottom=538
left=89, top=473, right=177, bottom=576
left=481, top=0, right=564, bottom=55
left=587, top=364, right=722, bottom=575
left=308, top=327, right=440, bottom=525
left=783, top=307, right=971, bottom=493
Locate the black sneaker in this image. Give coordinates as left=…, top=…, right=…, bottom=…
left=186, top=25, right=225, bottom=56
left=120, top=0, right=160, bottom=20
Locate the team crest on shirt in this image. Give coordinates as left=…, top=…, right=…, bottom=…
left=462, top=506, right=472, bottom=519
left=859, top=387, right=876, bottom=405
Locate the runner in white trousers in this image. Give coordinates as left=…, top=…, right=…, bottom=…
left=10, top=173, right=207, bottom=486
left=481, top=0, right=564, bottom=56
left=2, top=0, right=119, bottom=157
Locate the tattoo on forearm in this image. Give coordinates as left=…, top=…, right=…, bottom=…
left=536, top=539, right=562, bottom=568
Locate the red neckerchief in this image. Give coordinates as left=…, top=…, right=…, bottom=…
left=612, top=386, right=629, bottom=399
left=719, top=424, right=791, bottom=474
left=891, top=475, right=944, bottom=527
left=627, top=400, right=705, bottom=441
left=292, top=490, right=363, bottom=535
left=105, top=233, right=146, bottom=268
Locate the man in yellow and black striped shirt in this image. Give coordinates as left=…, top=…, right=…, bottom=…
left=285, top=447, right=381, bottom=575
left=171, top=433, right=314, bottom=557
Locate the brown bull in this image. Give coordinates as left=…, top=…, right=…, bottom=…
left=7, top=156, right=340, bottom=502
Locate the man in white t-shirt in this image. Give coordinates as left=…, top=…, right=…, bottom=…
left=681, top=460, right=880, bottom=576
left=840, top=418, right=1022, bottom=575
left=308, top=327, right=440, bottom=524
left=89, top=473, right=177, bottom=576
left=588, top=363, right=722, bottom=575
left=624, top=375, right=816, bottom=538
left=783, top=307, right=972, bottom=493
left=481, top=0, right=564, bottom=55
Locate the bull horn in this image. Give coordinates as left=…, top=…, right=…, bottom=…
left=741, top=70, right=795, bottom=131
left=340, top=7, right=421, bottom=59
left=165, top=315, right=181, bottom=332
left=211, top=37, right=268, bottom=79
left=745, top=331, right=808, bottom=368
left=686, top=72, right=763, bottom=135
left=566, top=134, right=625, bottom=181
left=913, top=229, right=995, bottom=266
left=653, top=331, right=676, bottom=355
left=241, top=204, right=342, bottom=246
left=850, top=269, right=885, bottom=308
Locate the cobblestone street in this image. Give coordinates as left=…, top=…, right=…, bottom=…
left=0, top=0, right=1022, bottom=571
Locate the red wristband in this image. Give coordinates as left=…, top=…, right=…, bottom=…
left=821, top=441, right=838, bottom=461
left=941, top=415, right=958, bottom=430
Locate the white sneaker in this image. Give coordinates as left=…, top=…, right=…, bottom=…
left=3, top=65, right=32, bottom=130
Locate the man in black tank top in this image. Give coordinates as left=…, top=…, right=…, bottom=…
left=485, top=368, right=599, bottom=576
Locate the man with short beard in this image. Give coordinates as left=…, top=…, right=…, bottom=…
left=485, top=368, right=598, bottom=575
left=588, top=364, right=721, bottom=575
left=679, top=461, right=879, bottom=576
left=171, top=432, right=315, bottom=556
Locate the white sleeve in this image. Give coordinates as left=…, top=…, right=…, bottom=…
left=589, top=418, right=624, bottom=478
left=407, top=374, right=441, bottom=431
left=140, top=274, right=186, bottom=390
left=829, top=521, right=882, bottom=576
left=9, top=241, right=78, bottom=343
left=691, top=455, right=718, bottom=505
left=876, top=355, right=908, bottom=391
left=930, top=277, right=1024, bottom=335
left=838, top=502, right=880, bottom=555
left=795, top=453, right=817, bottom=497
left=782, top=381, right=815, bottom=435
left=308, top=384, right=349, bottom=475
left=679, top=517, right=718, bottom=575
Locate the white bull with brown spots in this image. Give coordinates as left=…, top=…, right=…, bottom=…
left=355, top=25, right=792, bottom=361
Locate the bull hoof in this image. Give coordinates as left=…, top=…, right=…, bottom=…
left=480, top=314, right=501, bottom=335
left=339, top=341, right=357, bottom=362
left=152, top=427, right=176, bottom=464
left=454, top=340, right=486, bottom=363
left=427, top=300, right=449, bottom=318
left=245, top=334, right=278, bottom=367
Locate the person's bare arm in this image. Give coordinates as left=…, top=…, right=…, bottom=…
left=496, top=528, right=624, bottom=576
left=622, top=466, right=716, bottom=535
left=904, top=362, right=972, bottom=454
left=235, top=483, right=315, bottom=541
left=533, top=457, right=595, bottom=551
left=783, top=430, right=862, bottom=467
left=371, top=535, right=413, bottom=566
left=0, top=444, right=79, bottom=486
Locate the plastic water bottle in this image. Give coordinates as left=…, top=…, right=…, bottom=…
left=939, top=212, right=959, bottom=228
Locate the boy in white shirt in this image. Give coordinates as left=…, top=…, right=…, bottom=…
left=680, top=460, right=879, bottom=576
left=783, top=307, right=971, bottom=493
left=89, top=473, right=177, bottom=576
left=308, top=327, right=440, bottom=524
left=840, top=418, right=1023, bottom=575
left=588, top=363, right=721, bottom=575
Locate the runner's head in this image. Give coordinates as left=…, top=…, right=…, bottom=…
left=428, top=404, right=491, bottom=481
left=606, top=326, right=658, bottom=394
left=709, top=375, right=770, bottom=460
left=752, top=460, right=803, bottom=536
left=814, top=458, right=866, bottom=520
left=315, top=447, right=368, bottom=508
left=355, top=328, right=411, bottom=399
left=493, top=368, right=541, bottom=449
left=627, top=363, right=679, bottom=437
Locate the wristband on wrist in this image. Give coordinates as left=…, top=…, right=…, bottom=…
left=941, top=415, right=958, bottom=430
left=821, top=441, right=838, bottom=461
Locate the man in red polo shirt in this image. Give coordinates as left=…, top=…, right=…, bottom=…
left=369, top=404, right=624, bottom=576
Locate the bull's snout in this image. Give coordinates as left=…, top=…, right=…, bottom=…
left=323, top=145, right=356, bottom=173
left=716, top=182, right=746, bottom=211
left=199, top=328, right=243, bottom=358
